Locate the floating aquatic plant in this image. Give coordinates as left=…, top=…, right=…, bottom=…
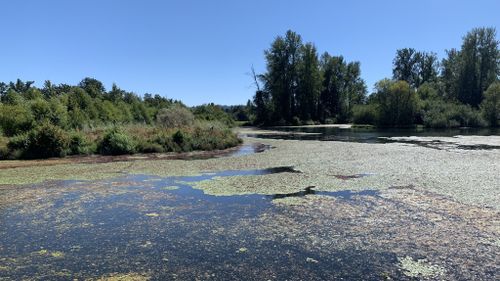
left=397, top=256, right=446, bottom=278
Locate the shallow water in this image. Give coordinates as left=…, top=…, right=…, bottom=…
left=246, top=126, right=500, bottom=148
left=0, top=169, right=395, bottom=280
left=0, top=166, right=498, bottom=280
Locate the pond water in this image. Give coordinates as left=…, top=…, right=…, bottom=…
left=0, top=169, right=398, bottom=280
left=0, top=133, right=498, bottom=280
left=246, top=126, right=500, bottom=145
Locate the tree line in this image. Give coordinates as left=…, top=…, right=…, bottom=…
left=0, top=78, right=239, bottom=159
left=251, top=30, right=366, bottom=125
left=250, top=27, right=500, bottom=127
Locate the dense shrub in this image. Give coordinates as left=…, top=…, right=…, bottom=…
left=151, top=131, right=179, bottom=152
left=422, top=101, right=486, bottom=128
left=192, top=104, right=236, bottom=127
left=146, top=122, right=241, bottom=153
left=323, top=118, right=337, bottom=124
left=137, top=141, right=165, bottom=153
left=172, top=130, right=192, bottom=151
left=68, top=132, right=95, bottom=155
left=481, top=82, right=500, bottom=127
left=0, top=135, right=8, bottom=159
left=97, top=128, right=137, bottom=155
left=7, top=122, right=69, bottom=159
left=0, top=104, right=34, bottom=136
left=352, top=104, right=379, bottom=125
left=291, top=116, right=301, bottom=126
left=190, top=122, right=241, bottom=150
left=156, top=105, right=195, bottom=128
left=303, top=119, right=315, bottom=126
left=374, top=80, right=418, bottom=127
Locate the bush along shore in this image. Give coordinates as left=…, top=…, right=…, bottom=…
left=0, top=79, right=241, bottom=160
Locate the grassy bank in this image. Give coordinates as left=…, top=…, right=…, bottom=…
left=0, top=121, right=241, bottom=160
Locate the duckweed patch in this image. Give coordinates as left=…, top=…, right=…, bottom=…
left=145, top=213, right=159, bottom=217
left=50, top=251, right=65, bottom=258
left=236, top=247, right=248, bottom=253
left=93, top=273, right=150, bottom=281
left=0, top=133, right=499, bottom=279
left=1, top=135, right=499, bottom=209
left=0, top=174, right=498, bottom=280
left=398, top=256, right=446, bottom=278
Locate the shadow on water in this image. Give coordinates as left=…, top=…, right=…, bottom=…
left=271, top=186, right=379, bottom=200
left=0, top=169, right=406, bottom=280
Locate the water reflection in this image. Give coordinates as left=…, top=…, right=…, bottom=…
left=0, top=170, right=396, bottom=280
left=246, top=126, right=500, bottom=148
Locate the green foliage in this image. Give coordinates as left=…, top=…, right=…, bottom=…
left=0, top=103, right=34, bottom=136
left=373, top=80, right=418, bottom=127
left=319, top=54, right=367, bottom=122
left=421, top=100, right=485, bottom=128
left=223, top=104, right=252, bottom=122
left=78, top=77, right=106, bottom=99
left=0, top=78, right=239, bottom=160
left=291, top=116, right=301, bottom=126
left=252, top=90, right=273, bottom=125
left=296, top=43, right=322, bottom=120
left=189, top=121, right=242, bottom=151
left=144, top=121, right=241, bottom=153
left=253, top=27, right=498, bottom=128
left=192, top=104, right=235, bottom=127
left=48, top=98, right=69, bottom=128
left=8, top=122, right=69, bottom=159
left=392, top=48, right=439, bottom=88
left=30, top=98, right=52, bottom=122
left=150, top=131, right=178, bottom=152
left=263, top=30, right=303, bottom=123
left=157, top=105, right=195, bottom=128
left=68, top=132, right=95, bottom=155
left=0, top=135, right=8, bottom=160
left=136, top=141, right=165, bottom=153
left=253, top=30, right=366, bottom=125
left=352, top=104, right=379, bottom=125
left=172, top=130, right=185, bottom=145
left=97, top=128, right=137, bottom=155
left=481, top=81, right=500, bottom=126
left=443, top=27, right=499, bottom=106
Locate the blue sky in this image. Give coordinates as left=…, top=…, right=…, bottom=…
left=1, top=0, right=499, bottom=106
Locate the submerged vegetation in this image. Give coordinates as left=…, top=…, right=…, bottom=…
left=249, top=27, right=499, bottom=128
left=0, top=78, right=240, bottom=159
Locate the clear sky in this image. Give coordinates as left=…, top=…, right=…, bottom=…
left=1, top=0, right=499, bottom=106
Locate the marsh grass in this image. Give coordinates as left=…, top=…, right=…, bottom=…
left=0, top=121, right=241, bottom=159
